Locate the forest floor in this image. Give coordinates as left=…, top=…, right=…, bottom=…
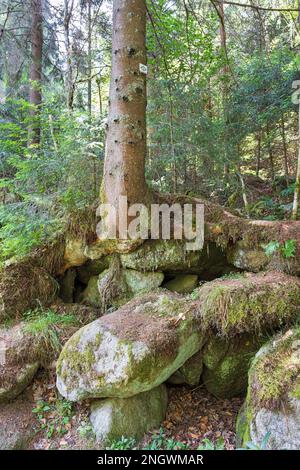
left=3, top=370, right=242, bottom=450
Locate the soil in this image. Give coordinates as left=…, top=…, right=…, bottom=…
left=1, top=369, right=242, bottom=450
left=142, top=385, right=243, bottom=450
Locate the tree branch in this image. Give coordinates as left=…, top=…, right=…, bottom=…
left=212, top=0, right=299, bottom=12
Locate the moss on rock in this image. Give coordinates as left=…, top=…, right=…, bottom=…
left=90, top=384, right=168, bottom=443
left=0, top=262, right=59, bottom=322
left=196, top=271, right=300, bottom=337
left=56, top=290, right=205, bottom=401
left=237, top=327, right=300, bottom=449
left=202, top=334, right=265, bottom=398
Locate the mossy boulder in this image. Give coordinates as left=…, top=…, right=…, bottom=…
left=90, top=384, right=168, bottom=443
left=227, top=241, right=268, bottom=273
left=120, top=239, right=227, bottom=274
left=227, top=239, right=300, bottom=276
left=81, top=269, right=164, bottom=309
left=237, top=328, right=300, bottom=449
left=81, top=276, right=102, bottom=307
left=165, top=274, right=198, bottom=294
left=64, top=238, right=88, bottom=269
left=0, top=322, right=47, bottom=402
left=0, top=395, right=36, bottom=449
left=123, top=270, right=164, bottom=295
left=0, top=363, right=39, bottom=403
left=168, top=351, right=203, bottom=386
left=202, top=334, right=265, bottom=398
left=0, top=262, right=59, bottom=322
left=196, top=271, right=300, bottom=337
left=56, top=290, right=205, bottom=401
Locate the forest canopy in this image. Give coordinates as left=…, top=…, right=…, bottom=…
left=1, top=0, right=300, bottom=260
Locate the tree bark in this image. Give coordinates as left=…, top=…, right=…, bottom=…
left=64, top=0, right=75, bottom=111
left=102, top=0, right=150, bottom=234
left=292, top=118, right=300, bottom=220
left=28, top=0, right=43, bottom=146
left=255, top=132, right=261, bottom=177
left=87, top=0, right=92, bottom=116
left=280, top=114, right=289, bottom=186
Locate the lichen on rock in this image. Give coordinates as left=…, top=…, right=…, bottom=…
left=56, top=290, right=205, bottom=401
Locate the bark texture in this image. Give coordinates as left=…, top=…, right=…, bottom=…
left=28, top=0, right=43, bottom=146
left=102, top=0, right=150, bottom=234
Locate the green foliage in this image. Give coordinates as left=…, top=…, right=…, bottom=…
left=106, top=436, right=137, bottom=450
left=0, top=94, right=104, bottom=262
left=143, top=428, right=189, bottom=450
left=23, top=308, right=78, bottom=353
left=264, top=240, right=281, bottom=257
left=77, top=422, right=95, bottom=440
left=240, top=432, right=271, bottom=451
left=32, top=398, right=74, bottom=439
left=197, top=437, right=225, bottom=451
left=264, top=239, right=296, bottom=259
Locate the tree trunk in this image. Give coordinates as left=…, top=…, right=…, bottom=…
left=64, top=0, right=75, bottom=111
left=266, top=124, right=275, bottom=181
left=280, top=114, right=289, bottom=185
left=102, top=0, right=149, bottom=234
left=28, top=0, right=43, bottom=146
left=218, top=0, right=230, bottom=178
left=87, top=0, right=92, bottom=116
left=292, top=119, right=300, bottom=220
left=256, top=132, right=261, bottom=178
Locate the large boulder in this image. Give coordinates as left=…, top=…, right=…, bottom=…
left=64, top=238, right=88, bottom=269
left=90, top=384, right=168, bottom=443
left=0, top=323, right=43, bottom=403
left=202, top=334, right=265, bottom=398
left=81, top=269, right=164, bottom=309
left=81, top=276, right=102, bottom=307
left=227, top=239, right=300, bottom=276
left=237, top=328, right=300, bottom=450
left=196, top=271, right=300, bottom=337
left=0, top=394, right=36, bottom=449
left=120, top=240, right=227, bottom=275
left=0, top=261, right=59, bottom=322
left=227, top=241, right=268, bottom=273
left=56, top=290, right=205, bottom=401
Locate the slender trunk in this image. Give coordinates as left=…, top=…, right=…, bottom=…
left=280, top=114, right=289, bottom=185
left=266, top=125, right=275, bottom=181
left=102, top=0, right=149, bottom=233
left=87, top=0, right=92, bottom=116
left=167, top=84, right=177, bottom=193
left=256, top=132, right=261, bottom=177
left=64, top=0, right=75, bottom=111
left=219, top=0, right=230, bottom=177
left=28, top=0, right=43, bottom=146
left=292, top=105, right=300, bottom=220
left=96, top=74, right=103, bottom=115
left=237, top=171, right=250, bottom=218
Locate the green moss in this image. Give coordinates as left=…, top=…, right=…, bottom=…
left=249, top=330, right=300, bottom=409
left=198, top=273, right=300, bottom=337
